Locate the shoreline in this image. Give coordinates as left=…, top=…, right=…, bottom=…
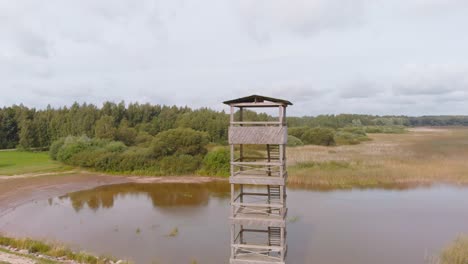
left=0, top=172, right=225, bottom=217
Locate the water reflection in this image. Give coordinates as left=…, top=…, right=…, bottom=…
left=60, top=182, right=230, bottom=212
left=1, top=182, right=468, bottom=264
left=288, top=182, right=438, bottom=191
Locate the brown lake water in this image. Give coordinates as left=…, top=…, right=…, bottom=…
left=1, top=182, right=468, bottom=264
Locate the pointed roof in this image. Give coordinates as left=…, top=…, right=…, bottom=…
left=223, top=95, right=293, bottom=106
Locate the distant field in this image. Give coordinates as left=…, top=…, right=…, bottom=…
left=287, top=127, right=468, bottom=188
left=0, top=151, right=70, bottom=176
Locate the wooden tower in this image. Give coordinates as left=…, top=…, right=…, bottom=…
left=224, top=95, right=292, bottom=264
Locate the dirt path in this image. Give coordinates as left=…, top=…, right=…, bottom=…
left=0, top=171, right=77, bottom=180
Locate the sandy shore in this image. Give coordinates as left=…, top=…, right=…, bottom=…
left=0, top=172, right=224, bottom=217
left=0, top=250, right=36, bottom=264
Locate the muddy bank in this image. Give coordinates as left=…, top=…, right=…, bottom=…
left=0, top=172, right=224, bottom=217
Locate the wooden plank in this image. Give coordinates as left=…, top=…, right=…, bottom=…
left=230, top=257, right=285, bottom=264
left=232, top=202, right=284, bottom=208
left=229, top=175, right=286, bottom=186
left=229, top=126, right=288, bottom=144
left=231, top=102, right=283, bottom=107
left=232, top=161, right=283, bottom=166
left=230, top=215, right=286, bottom=227
left=230, top=121, right=282, bottom=125
left=233, top=243, right=283, bottom=251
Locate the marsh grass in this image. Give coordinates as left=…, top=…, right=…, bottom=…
left=287, top=216, right=300, bottom=223
left=167, top=227, right=179, bottom=237
left=0, top=235, right=129, bottom=264
left=287, top=128, right=468, bottom=188
left=439, top=235, right=468, bottom=264
left=427, top=235, right=468, bottom=264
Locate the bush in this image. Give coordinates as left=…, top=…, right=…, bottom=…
left=301, top=127, right=336, bottom=146
left=56, top=136, right=93, bottom=162
left=49, top=131, right=207, bottom=175
left=49, top=137, right=65, bottom=160
left=340, top=126, right=367, bottom=136
left=199, top=148, right=230, bottom=176
left=151, top=128, right=209, bottom=158
left=364, top=125, right=406, bottom=134
left=135, top=131, right=153, bottom=146
left=288, top=127, right=309, bottom=139
left=334, top=127, right=369, bottom=145
left=159, top=154, right=202, bottom=175
left=118, top=147, right=155, bottom=171
left=334, top=131, right=364, bottom=145
left=287, top=135, right=304, bottom=147
left=104, top=141, right=127, bottom=152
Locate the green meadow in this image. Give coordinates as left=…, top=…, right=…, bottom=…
left=0, top=151, right=70, bottom=176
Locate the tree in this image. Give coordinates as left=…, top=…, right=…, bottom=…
left=18, top=119, right=37, bottom=149
left=115, top=119, right=137, bottom=146
left=95, top=115, right=116, bottom=139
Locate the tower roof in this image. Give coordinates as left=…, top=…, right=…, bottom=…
left=223, top=95, right=293, bottom=106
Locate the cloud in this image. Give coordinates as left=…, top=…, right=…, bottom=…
left=16, top=31, right=50, bottom=58
left=1, top=0, right=468, bottom=117
left=339, top=80, right=383, bottom=99
left=392, top=65, right=468, bottom=96
left=235, top=0, right=367, bottom=40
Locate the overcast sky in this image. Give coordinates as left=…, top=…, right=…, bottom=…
left=1, top=0, right=468, bottom=116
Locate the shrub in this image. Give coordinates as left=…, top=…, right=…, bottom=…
left=287, top=135, right=304, bottom=147
left=118, top=147, right=155, bottom=171
left=159, top=154, right=202, bottom=175
left=49, top=137, right=65, bottom=160
left=334, top=131, right=363, bottom=145
left=199, top=148, right=230, bottom=176
left=151, top=128, right=209, bottom=158
left=56, top=136, right=93, bottom=162
left=104, top=141, right=127, bottom=152
left=50, top=129, right=209, bottom=175
left=301, top=127, right=336, bottom=146
left=364, top=125, right=406, bottom=134
left=334, top=127, right=369, bottom=145
left=135, top=131, right=153, bottom=146
left=340, top=126, right=367, bottom=136
left=288, top=127, right=309, bottom=139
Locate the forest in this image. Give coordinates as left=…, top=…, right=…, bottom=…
left=0, top=102, right=467, bottom=175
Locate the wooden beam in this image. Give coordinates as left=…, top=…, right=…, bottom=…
left=231, top=102, right=283, bottom=107
left=230, top=121, right=282, bottom=125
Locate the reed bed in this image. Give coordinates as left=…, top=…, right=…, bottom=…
left=427, top=235, right=468, bottom=264
left=287, top=127, right=468, bottom=188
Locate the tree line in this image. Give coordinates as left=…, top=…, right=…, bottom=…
left=0, top=102, right=228, bottom=150
left=1, top=102, right=468, bottom=150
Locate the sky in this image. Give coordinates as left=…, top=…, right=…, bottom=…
left=1, top=0, right=468, bottom=116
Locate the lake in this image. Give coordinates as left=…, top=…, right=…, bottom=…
left=1, top=182, right=467, bottom=264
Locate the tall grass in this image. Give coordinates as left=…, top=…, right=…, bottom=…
left=428, top=235, right=468, bottom=264
left=439, top=235, right=468, bottom=264
left=0, top=235, right=129, bottom=264
left=287, top=128, right=468, bottom=188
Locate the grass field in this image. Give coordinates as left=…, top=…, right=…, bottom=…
left=0, top=151, right=70, bottom=176
left=287, top=127, right=468, bottom=189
